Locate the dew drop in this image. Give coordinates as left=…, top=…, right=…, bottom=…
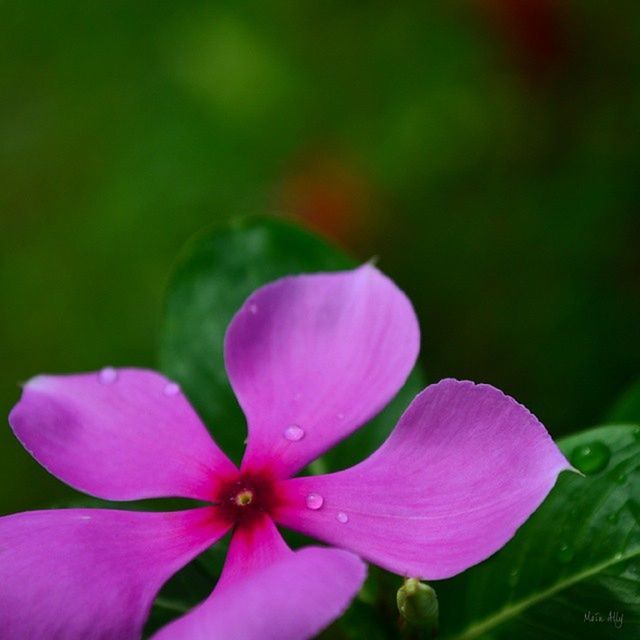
left=556, top=543, right=574, bottom=564
left=99, top=367, right=117, bottom=384
left=163, top=382, right=181, bottom=396
left=306, top=493, right=324, bottom=510
left=569, top=441, right=611, bottom=475
left=336, top=511, right=349, bottom=524
left=284, top=424, right=305, bottom=441
left=248, top=303, right=258, bottom=315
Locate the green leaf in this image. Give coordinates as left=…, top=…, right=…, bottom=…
left=159, top=215, right=425, bottom=468
left=319, top=567, right=407, bottom=640
left=435, top=424, right=640, bottom=640
left=606, top=379, right=640, bottom=425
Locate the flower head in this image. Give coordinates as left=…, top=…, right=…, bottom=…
left=0, top=265, right=569, bottom=639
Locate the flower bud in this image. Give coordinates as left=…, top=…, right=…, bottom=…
left=396, top=578, right=438, bottom=630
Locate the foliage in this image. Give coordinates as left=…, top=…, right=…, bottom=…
left=151, top=219, right=640, bottom=638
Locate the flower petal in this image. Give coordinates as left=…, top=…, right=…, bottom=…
left=275, top=379, right=571, bottom=579
left=0, top=507, right=229, bottom=640
left=225, top=264, right=420, bottom=477
left=9, top=368, right=237, bottom=501
left=214, top=515, right=292, bottom=590
left=152, top=516, right=366, bottom=640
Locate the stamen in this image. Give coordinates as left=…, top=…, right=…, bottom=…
left=214, top=471, right=280, bottom=526
left=235, top=489, right=254, bottom=507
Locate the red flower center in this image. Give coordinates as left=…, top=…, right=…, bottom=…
left=215, top=471, right=280, bottom=527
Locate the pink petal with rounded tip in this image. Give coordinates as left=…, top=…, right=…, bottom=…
left=9, top=368, right=237, bottom=501
left=275, top=379, right=570, bottom=579
left=152, top=516, right=366, bottom=640
left=0, top=507, right=229, bottom=640
left=225, top=265, right=420, bottom=478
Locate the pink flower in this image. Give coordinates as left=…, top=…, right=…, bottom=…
left=0, top=265, right=569, bottom=639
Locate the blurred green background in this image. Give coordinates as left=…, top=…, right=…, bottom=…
left=1, top=1, right=639, bottom=514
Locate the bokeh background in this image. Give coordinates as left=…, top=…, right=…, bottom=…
left=1, top=1, right=638, bottom=514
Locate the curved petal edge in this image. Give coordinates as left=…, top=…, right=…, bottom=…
left=225, top=264, right=420, bottom=478
left=153, top=543, right=365, bottom=640
left=9, top=368, right=237, bottom=501
left=0, top=507, right=229, bottom=640
left=275, top=379, right=570, bottom=579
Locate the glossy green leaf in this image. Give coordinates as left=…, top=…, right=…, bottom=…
left=435, top=424, right=640, bottom=640
left=159, top=215, right=425, bottom=467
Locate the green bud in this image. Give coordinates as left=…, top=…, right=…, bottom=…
left=397, top=578, right=439, bottom=630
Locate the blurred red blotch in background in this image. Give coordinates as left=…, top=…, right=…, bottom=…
left=277, top=148, right=375, bottom=250
left=472, top=0, right=573, bottom=80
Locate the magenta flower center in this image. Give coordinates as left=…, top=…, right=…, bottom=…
left=215, top=471, right=280, bottom=527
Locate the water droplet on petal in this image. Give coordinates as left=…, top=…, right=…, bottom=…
left=99, top=367, right=117, bottom=384
left=569, top=441, right=611, bottom=475
left=248, top=303, right=258, bottom=315
left=284, top=424, right=305, bottom=441
left=556, top=543, right=574, bottom=564
left=306, top=493, right=324, bottom=510
left=163, top=382, right=181, bottom=396
left=336, top=511, right=349, bottom=523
